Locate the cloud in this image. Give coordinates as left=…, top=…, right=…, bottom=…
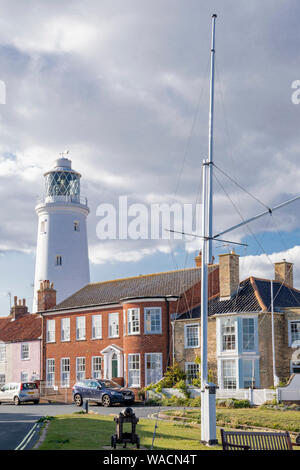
left=0, top=0, right=299, bottom=272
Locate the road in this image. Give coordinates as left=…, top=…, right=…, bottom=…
left=0, top=402, right=167, bottom=450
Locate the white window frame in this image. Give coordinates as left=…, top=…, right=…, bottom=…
left=220, top=318, right=237, bottom=353
left=76, top=357, right=86, bottom=381
left=46, top=358, right=55, bottom=386
left=76, top=316, right=86, bottom=341
left=92, top=315, right=102, bottom=339
left=288, top=320, right=300, bottom=348
left=61, top=318, right=70, bottom=342
left=220, top=358, right=238, bottom=390
left=61, top=358, right=70, bottom=388
left=145, top=353, right=163, bottom=386
left=144, top=307, right=162, bottom=335
left=128, top=353, right=140, bottom=387
left=108, top=313, right=119, bottom=338
left=21, top=343, right=30, bottom=360
left=184, top=323, right=200, bottom=348
left=46, top=319, right=55, bottom=343
left=92, top=356, right=102, bottom=379
left=185, top=362, right=200, bottom=384
left=0, top=343, right=6, bottom=362
left=127, top=309, right=140, bottom=335
left=21, top=371, right=29, bottom=383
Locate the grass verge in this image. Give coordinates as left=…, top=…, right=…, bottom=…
left=36, top=413, right=222, bottom=450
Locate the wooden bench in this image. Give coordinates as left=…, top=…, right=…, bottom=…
left=221, top=429, right=300, bottom=451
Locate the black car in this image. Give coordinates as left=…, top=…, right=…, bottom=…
left=72, top=379, right=135, bottom=407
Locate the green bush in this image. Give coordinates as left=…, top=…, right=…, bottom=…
left=216, top=398, right=251, bottom=409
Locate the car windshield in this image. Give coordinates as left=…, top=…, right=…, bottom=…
left=97, top=380, right=121, bottom=390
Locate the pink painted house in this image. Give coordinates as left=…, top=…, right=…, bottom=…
left=0, top=297, right=42, bottom=385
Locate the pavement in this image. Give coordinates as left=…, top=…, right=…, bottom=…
left=0, top=402, right=169, bottom=450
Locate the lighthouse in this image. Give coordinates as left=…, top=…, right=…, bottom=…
left=33, top=155, right=90, bottom=311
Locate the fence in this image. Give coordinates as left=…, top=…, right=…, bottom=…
left=39, top=381, right=71, bottom=403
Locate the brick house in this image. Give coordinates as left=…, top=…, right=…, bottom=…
left=174, top=251, right=300, bottom=390
left=37, top=262, right=219, bottom=397
left=0, top=297, right=42, bottom=385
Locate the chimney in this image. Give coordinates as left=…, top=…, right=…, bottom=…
left=274, top=260, right=293, bottom=288
left=11, top=296, right=28, bottom=320
left=195, top=251, right=202, bottom=267
left=37, top=280, right=57, bottom=311
left=219, top=250, right=240, bottom=299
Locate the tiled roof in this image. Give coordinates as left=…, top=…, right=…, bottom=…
left=177, top=277, right=300, bottom=319
left=51, top=266, right=217, bottom=311
left=0, top=314, right=42, bottom=342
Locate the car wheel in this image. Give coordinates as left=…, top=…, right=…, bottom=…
left=74, top=394, right=83, bottom=407
left=14, top=396, right=20, bottom=406
left=102, top=394, right=111, bottom=407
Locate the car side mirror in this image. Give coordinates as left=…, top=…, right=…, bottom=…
left=97, top=385, right=101, bottom=390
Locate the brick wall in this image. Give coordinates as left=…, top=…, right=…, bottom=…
left=173, top=317, right=217, bottom=383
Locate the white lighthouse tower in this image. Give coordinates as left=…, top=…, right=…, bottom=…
left=33, top=155, right=90, bottom=311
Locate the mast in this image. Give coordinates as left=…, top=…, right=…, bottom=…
left=207, top=13, right=217, bottom=264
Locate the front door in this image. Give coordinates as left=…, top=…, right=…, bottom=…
left=111, top=353, right=118, bottom=378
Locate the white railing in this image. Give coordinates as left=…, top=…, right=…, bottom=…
left=37, top=195, right=88, bottom=206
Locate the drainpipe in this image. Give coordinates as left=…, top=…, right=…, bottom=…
left=165, top=298, right=170, bottom=370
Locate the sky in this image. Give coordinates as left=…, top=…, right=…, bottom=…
left=1, top=0, right=300, bottom=314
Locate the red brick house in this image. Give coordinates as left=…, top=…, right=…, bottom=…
left=38, top=257, right=219, bottom=397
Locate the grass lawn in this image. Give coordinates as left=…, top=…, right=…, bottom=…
left=36, top=408, right=300, bottom=451
left=163, top=408, right=300, bottom=434
left=36, top=413, right=222, bottom=450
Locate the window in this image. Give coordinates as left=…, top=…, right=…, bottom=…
left=61, top=318, right=70, bottom=342
left=21, top=371, right=29, bottom=382
left=290, top=321, right=300, bottom=347
left=184, top=324, right=200, bottom=348
left=222, top=318, right=236, bottom=351
left=222, top=359, right=237, bottom=389
left=109, top=313, right=119, bottom=338
left=74, top=221, right=80, bottom=232
left=46, top=359, right=55, bottom=386
left=128, top=309, right=140, bottom=335
left=21, top=343, right=29, bottom=360
left=40, top=220, right=46, bottom=233
left=185, top=363, right=200, bottom=384
left=46, top=319, right=55, bottom=343
left=145, top=353, right=162, bottom=386
left=61, top=358, right=70, bottom=387
left=92, top=315, right=102, bottom=339
left=56, top=255, right=62, bottom=266
left=242, top=318, right=255, bottom=351
left=76, top=316, right=86, bottom=340
left=128, top=354, right=140, bottom=387
left=144, top=308, right=162, bottom=334
left=0, top=344, right=6, bottom=362
left=242, top=359, right=255, bottom=388
left=92, top=357, right=102, bottom=379
left=0, top=374, right=5, bottom=385
left=76, top=357, right=85, bottom=381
